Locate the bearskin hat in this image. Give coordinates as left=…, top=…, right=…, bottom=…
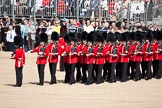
left=64, top=34, right=70, bottom=43
left=14, top=36, right=23, bottom=47
left=51, top=32, right=59, bottom=41
left=135, top=31, right=143, bottom=42
left=95, top=33, right=104, bottom=43
left=69, top=32, right=76, bottom=41
left=102, top=32, right=108, bottom=41
left=81, top=31, right=87, bottom=40
left=120, top=32, right=128, bottom=41
left=128, top=32, right=135, bottom=41
left=87, top=33, right=94, bottom=42
left=39, top=33, right=48, bottom=43
left=145, top=30, right=153, bottom=41
left=157, top=31, right=162, bottom=40
left=108, top=32, right=116, bottom=42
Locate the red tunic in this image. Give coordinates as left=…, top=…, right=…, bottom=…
left=154, top=43, right=162, bottom=60
left=105, top=45, right=119, bottom=63
left=142, top=43, right=154, bottom=61
left=82, top=45, right=95, bottom=64
left=46, top=43, right=63, bottom=63
left=130, top=43, right=143, bottom=62
left=65, top=44, right=80, bottom=64
left=118, top=45, right=130, bottom=63
left=13, top=48, right=25, bottom=67
left=94, top=45, right=106, bottom=64
left=32, top=45, right=48, bottom=64
left=78, top=43, right=86, bottom=64
left=42, top=0, right=50, bottom=6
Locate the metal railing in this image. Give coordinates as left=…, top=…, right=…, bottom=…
left=0, top=0, right=148, bottom=25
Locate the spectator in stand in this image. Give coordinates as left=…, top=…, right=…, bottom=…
left=84, top=20, right=94, bottom=33
left=21, top=20, right=28, bottom=52
left=52, top=19, right=61, bottom=35
left=110, top=22, right=118, bottom=33
left=94, top=21, right=99, bottom=31
left=114, top=0, right=122, bottom=19
left=37, top=20, right=47, bottom=35
left=84, top=0, right=91, bottom=17
left=57, top=0, right=66, bottom=15
left=119, top=21, right=127, bottom=32
left=120, top=0, right=129, bottom=19
left=101, top=0, right=108, bottom=17
left=46, top=21, right=53, bottom=36
left=67, top=19, right=77, bottom=33
left=0, top=19, right=4, bottom=27
left=68, top=0, right=77, bottom=16
left=42, top=0, right=50, bottom=6
left=129, top=21, right=136, bottom=32
left=4, top=16, right=12, bottom=27
left=140, top=21, right=148, bottom=31
left=108, top=0, right=115, bottom=15
left=26, top=20, right=36, bottom=50
left=153, top=23, right=161, bottom=31
left=31, top=0, right=43, bottom=13
left=90, top=0, right=99, bottom=18
left=6, top=25, right=16, bottom=51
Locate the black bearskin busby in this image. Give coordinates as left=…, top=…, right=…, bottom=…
left=145, top=30, right=153, bottom=41
left=157, top=31, right=162, bottom=40
left=39, top=33, right=48, bottom=43
left=108, top=32, right=116, bottom=42
left=51, top=32, right=59, bottom=41
left=14, top=36, right=23, bottom=47
left=95, top=33, right=104, bottom=43
left=87, top=33, right=94, bottom=42
left=81, top=31, right=87, bottom=41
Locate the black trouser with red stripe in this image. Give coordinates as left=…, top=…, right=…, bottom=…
left=68, top=64, right=76, bottom=84
left=94, top=64, right=104, bottom=84
left=103, top=62, right=110, bottom=80
left=121, top=62, right=128, bottom=82
left=49, top=63, right=57, bottom=84
left=81, top=64, right=87, bottom=83
left=15, top=67, right=23, bottom=87
left=157, top=60, right=162, bottom=78
left=37, top=64, right=45, bottom=85
left=153, top=60, right=162, bottom=79
left=76, top=63, right=82, bottom=82
left=153, top=60, right=158, bottom=77
left=87, top=64, right=94, bottom=84
left=134, top=62, right=141, bottom=80
left=64, top=63, right=70, bottom=83
left=108, top=63, right=116, bottom=82
left=144, top=61, right=152, bottom=79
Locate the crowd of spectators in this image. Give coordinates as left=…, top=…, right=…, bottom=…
left=0, top=16, right=161, bottom=52
left=1, top=0, right=161, bottom=20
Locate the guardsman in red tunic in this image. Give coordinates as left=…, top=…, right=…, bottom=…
left=127, top=32, right=136, bottom=79
left=64, top=33, right=80, bottom=85
left=11, top=36, right=25, bottom=87
left=29, top=33, right=48, bottom=86
left=153, top=31, right=162, bottom=79
left=130, top=31, right=144, bottom=81
left=118, top=32, right=130, bottom=82
left=142, top=30, right=154, bottom=80
left=78, top=31, right=87, bottom=83
left=102, top=32, right=110, bottom=80
left=82, top=33, right=95, bottom=85
left=62, top=34, right=71, bottom=83
left=105, top=33, right=119, bottom=83
left=93, top=34, right=106, bottom=84
left=75, top=34, right=82, bottom=82
left=46, top=32, right=63, bottom=84
left=59, top=26, right=67, bottom=71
